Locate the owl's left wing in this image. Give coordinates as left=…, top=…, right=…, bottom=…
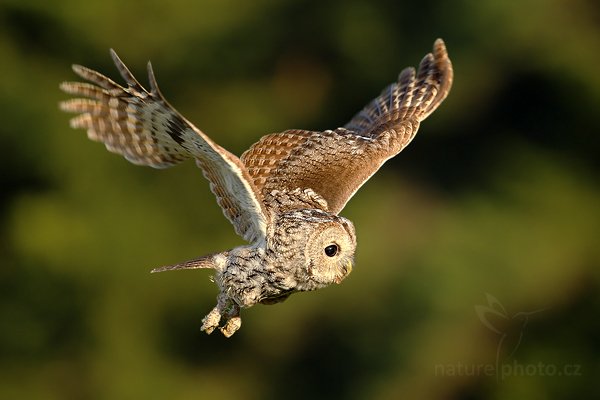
left=60, top=50, right=269, bottom=244
left=241, top=39, right=453, bottom=214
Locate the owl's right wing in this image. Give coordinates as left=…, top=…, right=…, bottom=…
left=241, top=39, right=453, bottom=214
left=60, top=50, right=269, bottom=244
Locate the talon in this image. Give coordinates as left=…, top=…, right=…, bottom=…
left=201, top=322, right=217, bottom=334
left=200, top=307, right=222, bottom=335
left=220, top=316, right=242, bottom=338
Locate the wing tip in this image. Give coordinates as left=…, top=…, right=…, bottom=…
left=58, top=81, right=72, bottom=93
left=67, top=113, right=91, bottom=129
left=433, top=38, right=447, bottom=54
left=343, top=38, right=453, bottom=133
left=432, top=38, right=452, bottom=74
left=57, top=98, right=76, bottom=113
left=108, top=48, right=122, bottom=69
left=430, top=37, right=454, bottom=112
left=109, top=48, right=145, bottom=90
left=71, top=63, right=92, bottom=79
left=146, top=60, right=164, bottom=99
left=398, top=66, right=416, bottom=83
left=411, top=38, right=454, bottom=119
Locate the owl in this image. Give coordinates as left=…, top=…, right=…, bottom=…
left=60, top=39, right=453, bottom=337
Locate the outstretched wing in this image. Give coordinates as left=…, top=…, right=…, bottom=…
left=60, top=50, right=269, bottom=244
left=241, top=39, right=453, bottom=214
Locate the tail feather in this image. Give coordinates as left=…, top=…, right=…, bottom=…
left=151, top=253, right=222, bottom=273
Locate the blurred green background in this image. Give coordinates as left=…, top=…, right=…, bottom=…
left=1, top=0, right=599, bottom=399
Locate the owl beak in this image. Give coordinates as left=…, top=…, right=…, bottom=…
left=335, top=260, right=353, bottom=284
left=345, top=260, right=353, bottom=275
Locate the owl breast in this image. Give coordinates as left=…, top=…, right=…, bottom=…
left=216, top=247, right=298, bottom=308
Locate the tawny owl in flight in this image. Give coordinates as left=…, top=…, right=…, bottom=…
left=60, top=39, right=453, bottom=337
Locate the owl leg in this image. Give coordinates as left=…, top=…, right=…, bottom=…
left=220, top=303, right=241, bottom=338
left=201, top=293, right=227, bottom=334
left=201, top=292, right=241, bottom=336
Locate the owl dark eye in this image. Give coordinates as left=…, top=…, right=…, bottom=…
left=324, top=244, right=338, bottom=257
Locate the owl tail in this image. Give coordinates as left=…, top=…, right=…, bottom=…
left=151, top=253, right=221, bottom=273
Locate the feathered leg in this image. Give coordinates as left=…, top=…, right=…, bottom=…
left=201, top=292, right=241, bottom=337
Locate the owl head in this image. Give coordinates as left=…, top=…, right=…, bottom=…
left=270, top=209, right=356, bottom=289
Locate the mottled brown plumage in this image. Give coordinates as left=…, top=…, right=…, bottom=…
left=59, top=39, right=453, bottom=337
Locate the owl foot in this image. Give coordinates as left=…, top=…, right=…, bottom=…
left=200, top=306, right=222, bottom=335
left=201, top=293, right=241, bottom=337
left=220, top=316, right=241, bottom=337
